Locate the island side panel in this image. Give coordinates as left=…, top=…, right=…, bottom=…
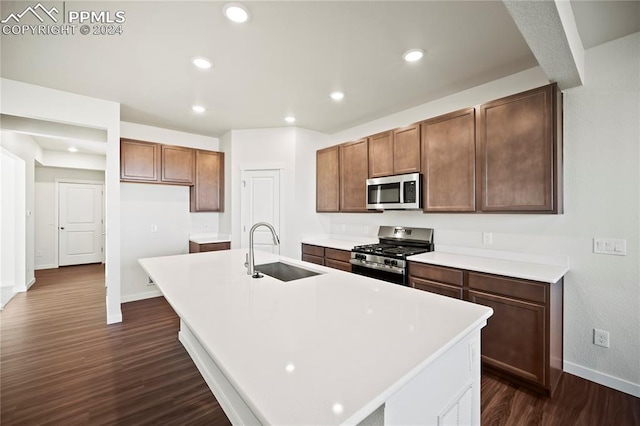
left=383, top=326, right=483, bottom=425
left=178, top=319, right=262, bottom=425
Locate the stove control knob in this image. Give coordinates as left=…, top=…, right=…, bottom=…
left=355, top=254, right=366, bottom=261
left=390, top=260, right=398, bottom=267
left=384, top=259, right=390, bottom=265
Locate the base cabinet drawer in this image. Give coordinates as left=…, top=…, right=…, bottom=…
left=189, top=241, right=230, bottom=253
left=302, top=244, right=351, bottom=271
left=325, top=259, right=351, bottom=272
left=325, top=248, right=351, bottom=263
left=302, top=244, right=325, bottom=257
left=302, top=254, right=324, bottom=266
left=410, top=276, right=463, bottom=299
left=408, top=262, right=463, bottom=286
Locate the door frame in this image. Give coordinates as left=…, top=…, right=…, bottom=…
left=239, top=166, right=284, bottom=252
left=54, top=178, right=105, bottom=268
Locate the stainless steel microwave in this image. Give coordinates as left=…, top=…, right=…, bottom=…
left=366, top=173, right=421, bottom=210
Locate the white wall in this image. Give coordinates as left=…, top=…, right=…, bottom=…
left=0, top=131, right=43, bottom=290
left=0, top=147, right=25, bottom=308
left=1, top=78, right=121, bottom=324
left=119, top=122, right=220, bottom=302
left=318, top=34, right=640, bottom=396
left=219, top=127, right=329, bottom=259
left=34, top=166, right=106, bottom=270
left=41, top=151, right=106, bottom=170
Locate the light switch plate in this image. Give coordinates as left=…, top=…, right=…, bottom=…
left=593, top=238, right=626, bottom=256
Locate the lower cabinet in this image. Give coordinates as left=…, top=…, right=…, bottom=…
left=408, top=262, right=463, bottom=299
left=324, top=248, right=352, bottom=272
left=408, top=261, right=563, bottom=397
left=189, top=241, right=230, bottom=253
left=302, top=244, right=324, bottom=265
left=301, top=244, right=351, bottom=272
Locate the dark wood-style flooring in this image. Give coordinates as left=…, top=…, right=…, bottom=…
left=1, top=265, right=638, bottom=425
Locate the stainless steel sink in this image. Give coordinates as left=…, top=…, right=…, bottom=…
left=254, top=262, right=322, bottom=282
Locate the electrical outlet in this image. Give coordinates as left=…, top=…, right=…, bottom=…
left=36, top=250, right=43, bottom=257
left=204, top=223, right=210, bottom=231
left=150, top=224, right=158, bottom=233
left=482, top=232, right=493, bottom=245
left=593, top=329, right=610, bottom=348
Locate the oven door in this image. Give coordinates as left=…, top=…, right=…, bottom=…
left=350, top=263, right=406, bottom=285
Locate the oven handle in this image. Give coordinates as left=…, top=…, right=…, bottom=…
left=349, top=259, right=405, bottom=275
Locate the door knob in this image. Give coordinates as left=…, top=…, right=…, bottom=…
left=60, top=227, right=65, bottom=230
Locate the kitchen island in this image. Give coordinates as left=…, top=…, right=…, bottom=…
left=139, top=249, right=493, bottom=425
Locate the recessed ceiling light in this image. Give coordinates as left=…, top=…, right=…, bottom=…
left=192, top=105, right=206, bottom=114
left=68, top=147, right=78, bottom=153
left=403, top=49, right=424, bottom=63
left=330, top=91, right=345, bottom=101
left=223, top=3, right=250, bottom=23
left=284, top=116, right=296, bottom=124
left=191, top=56, right=212, bottom=69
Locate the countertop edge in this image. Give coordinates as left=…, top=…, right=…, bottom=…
left=407, top=252, right=569, bottom=284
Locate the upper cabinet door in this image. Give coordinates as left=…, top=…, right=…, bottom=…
left=120, top=139, right=160, bottom=182
left=190, top=150, right=224, bottom=212
left=422, top=108, right=476, bottom=212
left=393, top=124, right=421, bottom=175
left=161, top=145, right=194, bottom=184
left=478, top=84, right=562, bottom=213
left=340, top=139, right=369, bottom=212
left=316, top=145, right=340, bottom=212
left=368, top=131, right=394, bottom=178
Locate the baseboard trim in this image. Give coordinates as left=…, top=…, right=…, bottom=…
left=26, top=277, right=36, bottom=290
left=564, top=361, right=640, bottom=398
left=107, top=312, right=122, bottom=324
left=35, top=264, right=58, bottom=271
left=120, top=289, right=163, bottom=303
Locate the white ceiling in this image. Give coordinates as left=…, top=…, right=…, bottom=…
left=1, top=0, right=639, bottom=146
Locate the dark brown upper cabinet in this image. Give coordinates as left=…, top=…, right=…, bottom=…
left=121, top=139, right=194, bottom=185
left=340, top=139, right=370, bottom=212
left=422, top=108, right=476, bottom=212
left=316, top=145, right=340, bottom=212
left=368, top=125, right=421, bottom=178
left=120, top=139, right=160, bottom=182
left=161, top=145, right=194, bottom=185
left=477, top=84, right=563, bottom=213
left=190, top=150, right=224, bottom=212
left=368, top=131, right=394, bottom=178
left=393, top=124, right=421, bottom=175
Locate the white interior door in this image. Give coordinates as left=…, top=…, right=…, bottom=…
left=241, top=169, right=281, bottom=254
left=59, top=183, right=103, bottom=266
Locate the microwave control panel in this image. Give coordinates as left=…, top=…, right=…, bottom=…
left=404, top=181, right=417, bottom=203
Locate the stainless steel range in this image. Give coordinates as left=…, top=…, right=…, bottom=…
left=350, top=226, right=434, bottom=285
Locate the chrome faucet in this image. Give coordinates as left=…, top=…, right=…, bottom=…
left=246, top=222, right=280, bottom=278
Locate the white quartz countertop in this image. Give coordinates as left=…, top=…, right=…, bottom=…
left=139, top=249, right=492, bottom=425
left=189, top=233, right=231, bottom=244
left=407, top=251, right=569, bottom=284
